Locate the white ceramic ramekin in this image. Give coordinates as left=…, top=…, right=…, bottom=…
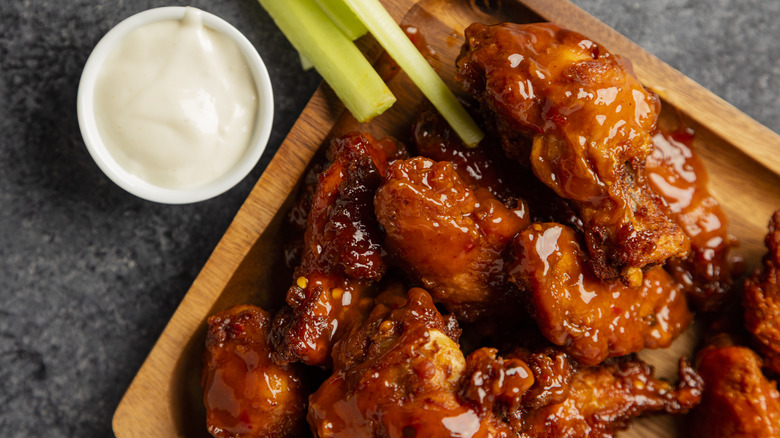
left=77, top=7, right=274, bottom=204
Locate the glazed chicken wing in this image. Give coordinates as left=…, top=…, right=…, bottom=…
left=461, top=347, right=701, bottom=437
left=202, top=305, right=308, bottom=438
left=270, top=133, right=403, bottom=367
left=457, top=22, right=689, bottom=284
left=512, top=356, right=703, bottom=437
left=646, top=128, right=736, bottom=312
left=508, top=222, right=692, bottom=365
left=691, top=343, right=780, bottom=437
left=308, top=288, right=517, bottom=438
left=743, top=210, right=780, bottom=374
left=374, top=156, right=528, bottom=321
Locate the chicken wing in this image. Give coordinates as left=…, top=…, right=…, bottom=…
left=743, top=210, right=780, bottom=374
left=691, top=342, right=780, bottom=437
left=511, top=355, right=703, bottom=437
left=461, top=347, right=701, bottom=437
left=202, top=305, right=308, bottom=438
left=508, top=222, right=692, bottom=365
left=456, top=22, right=689, bottom=284
left=270, top=132, right=403, bottom=367
left=646, top=128, right=736, bottom=312
left=374, top=156, right=528, bottom=321
left=308, top=288, right=516, bottom=438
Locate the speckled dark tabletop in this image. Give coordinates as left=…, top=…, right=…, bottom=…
left=1, top=0, right=778, bottom=436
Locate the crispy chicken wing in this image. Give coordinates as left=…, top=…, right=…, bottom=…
left=299, top=133, right=401, bottom=280
left=457, top=22, right=689, bottom=284
left=508, top=222, right=692, bottom=365
left=463, top=346, right=701, bottom=437
left=270, top=133, right=403, bottom=367
left=511, top=356, right=703, bottom=437
left=308, top=288, right=516, bottom=438
left=202, top=305, right=308, bottom=438
left=743, top=210, right=780, bottom=374
left=646, top=128, right=736, bottom=312
left=374, top=156, right=528, bottom=321
left=691, top=343, right=780, bottom=437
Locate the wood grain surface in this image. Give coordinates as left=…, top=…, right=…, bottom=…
left=112, top=0, right=780, bottom=437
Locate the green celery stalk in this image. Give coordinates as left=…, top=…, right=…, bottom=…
left=339, top=0, right=484, bottom=146
left=258, top=0, right=395, bottom=122
left=314, top=0, right=368, bottom=41
left=298, top=52, right=314, bottom=71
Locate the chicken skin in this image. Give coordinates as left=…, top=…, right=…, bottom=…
left=691, top=343, right=780, bottom=437
left=508, top=222, right=692, bottom=366
left=270, top=133, right=403, bottom=367
left=457, top=22, right=689, bottom=284
left=308, top=288, right=517, bottom=438
left=512, top=356, right=703, bottom=437
left=374, top=156, right=528, bottom=321
left=743, top=210, right=780, bottom=375
left=460, top=347, right=537, bottom=423
left=202, top=305, right=308, bottom=438
left=646, top=128, right=736, bottom=312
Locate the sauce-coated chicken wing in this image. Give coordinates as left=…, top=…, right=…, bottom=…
left=270, top=133, right=403, bottom=367
left=646, top=128, right=736, bottom=312
left=374, top=156, right=528, bottom=321
left=691, top=343, right=780, bottom=437
left=308, top=288, right=516, bottom=438
left=743, top=210, right=780, bottom=374
left=512, top=356, right=703, bottom=437
left=465, top=346, right=702, bottom=437
left=457, top=22, right=688, bottom=284
left=508, top=222, right=692, bottom=365
left=202, top=305, right=308, bottom=438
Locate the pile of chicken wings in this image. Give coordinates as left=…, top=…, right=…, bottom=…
left=200, top=22, right=780, bottom=437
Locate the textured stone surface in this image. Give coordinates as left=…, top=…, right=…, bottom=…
left=0, top=1, right=777, bottom=437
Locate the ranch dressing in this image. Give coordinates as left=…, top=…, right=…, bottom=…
left=94, top=7, right=258, bottom=189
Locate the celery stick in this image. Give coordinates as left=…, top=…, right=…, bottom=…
left=298, top=52, right=314, bottom=71
left=314, top=0, right=367, bottom=41
left=258, top=0, right=395, bottom=122
left=339, top=0, right=484, bottom=146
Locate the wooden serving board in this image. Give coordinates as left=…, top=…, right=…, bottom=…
left=112, top=0, right=780, bottom=437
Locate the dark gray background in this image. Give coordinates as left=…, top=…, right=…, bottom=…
left=1, top=0, right=777, bottom=436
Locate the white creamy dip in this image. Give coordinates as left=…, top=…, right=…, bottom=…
left=94, top=7, right=258, bottom=189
